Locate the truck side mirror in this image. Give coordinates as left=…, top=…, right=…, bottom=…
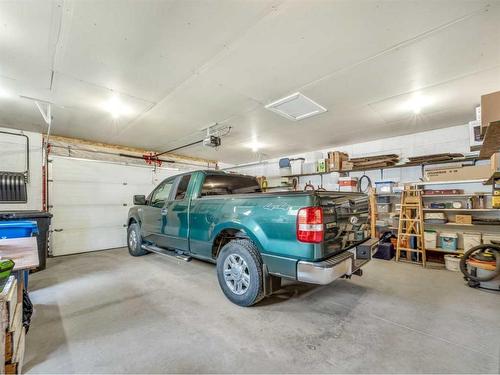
left=133, top=195, right=146, bottom=205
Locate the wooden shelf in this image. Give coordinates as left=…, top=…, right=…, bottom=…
left=422, top=193, right=491, bottom=197
left=426, top=247, right=463, bottom=254
left=479, top=120, right=500, bottom=158
left=414, top=179, right=487, bottom=185
left=483, top=172, right=500, bottom=185
left=423, top=208, right=497, bottom=211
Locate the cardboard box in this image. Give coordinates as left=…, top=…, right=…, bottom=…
left=424, top=165, right=491, bottom=182
left=455, top=215, right=472, bottom=225
left=481, top=90, right=500, bottom=134
left=341, top=161, right=354, bottom=171
left=327, top=151, right=348, bottom=172
left=491, top=152, right=500, bottom=174
left=316, top=159, right=326, bottom=173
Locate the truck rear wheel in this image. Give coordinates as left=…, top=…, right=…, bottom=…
left=127, top=223, right=148, bottom=256
left=216, top=239, right=264, bottom=307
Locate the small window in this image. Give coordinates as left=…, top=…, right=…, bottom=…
left=174, top=175, right=191, bottom=200
left=150, top=180, right=174, bottom=208
left=201, top=174, right=261, bottom=197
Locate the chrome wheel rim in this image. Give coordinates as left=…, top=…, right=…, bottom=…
left=223, top=254, right=250, bottom=295
left=129, top=230, right=138, bottom=249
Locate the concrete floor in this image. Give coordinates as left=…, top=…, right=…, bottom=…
left=24, top=248, right=499, bottom=374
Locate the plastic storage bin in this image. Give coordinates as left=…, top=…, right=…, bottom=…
left=424, top=230, right=437, bottom=248
left=0, top=211, right=53, bottom=271
left=444, top=255, right=461, bottom=271
left=0, top=221, right=38, bottom=239
left=463, top=232, right=481, bottom=251
left=440, top=232, right=458, bottom=251
left=482, top=233, right=500, bottom=245
left=375, top=181, right=396, bottom=194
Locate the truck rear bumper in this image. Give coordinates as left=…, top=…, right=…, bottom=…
left=297, top=251, right=354, bottom=285
left=297, top=238, right=378, bottom=285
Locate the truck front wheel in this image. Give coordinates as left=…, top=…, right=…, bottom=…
left=216, top=239, right=264, bottom=307
left=127, top=223, right=148, bottom=257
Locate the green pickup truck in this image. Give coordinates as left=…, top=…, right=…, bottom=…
left=127, top=170, right=376, bottom=306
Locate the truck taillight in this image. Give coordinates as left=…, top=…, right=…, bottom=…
left=297, top=207, right=324, bottom=243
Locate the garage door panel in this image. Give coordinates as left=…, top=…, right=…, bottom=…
left=49, top=156, right=183, bottom=256
left=51, top=181, right=131, bottom=205
left=51, top=206, right=129, bottom=230
left=52, top=226, right=128, bottom=256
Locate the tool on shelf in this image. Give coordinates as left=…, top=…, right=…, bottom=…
left=396, top=186, right=426, bottom=267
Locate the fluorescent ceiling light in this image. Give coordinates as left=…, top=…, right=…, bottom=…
left=246, top=140, right=264, bottom=152
left=103, top=96, right=131, bottom=118
left=0, top=87, right=11, bottom=98
left=265, top=92, right=327, bottom=121
left=404, top=95, right=431, bottom=115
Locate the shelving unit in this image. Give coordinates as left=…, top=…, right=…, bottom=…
left=423, top=208, right=497, bottom=212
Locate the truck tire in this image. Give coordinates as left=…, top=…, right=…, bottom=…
left=216, top=239, right=264, bottom=307
left=127, top=223, right=148, bottom=257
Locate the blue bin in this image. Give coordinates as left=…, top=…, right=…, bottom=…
left=0, top=221, right=39, bottom=239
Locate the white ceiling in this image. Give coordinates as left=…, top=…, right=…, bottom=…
left=0, top=0, right=499, bottom=164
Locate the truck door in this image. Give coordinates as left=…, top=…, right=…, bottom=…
left=158, top=174, right=192, bottom=252
left=141, top=178, right=175, bottom=243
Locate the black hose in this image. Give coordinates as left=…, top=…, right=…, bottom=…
left=459, top=244, right=500, bottom=282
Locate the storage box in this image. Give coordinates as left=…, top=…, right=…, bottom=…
left=316, top=159, right=326, bottom=173
left=376, top=203, right=392, bottom=213
left=481, top=90, right=500, bottom=134
left=455, top=214, right=472, bottom=225
left=0, top=221, right=38, bottom=239
left=375, top=181, right=396, bottom=194
left=482, top=233, right=500, bottom=245
left=469, top=120, right=483, bottom=149
left=424, top=165, right=491, bottom=182
left=424, top=230, right=437, bottom=249
left=440, top=232, right=458, bottom=251
left=327, top=151, right=349, bottom=172
left=463, top=232, right=481, bottom=251
left=341, top=161, right=354, bottom=171
left=491, top=152, right=500, bottom=174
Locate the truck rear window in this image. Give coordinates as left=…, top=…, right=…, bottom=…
left=201, top=174, right=261, bottom=196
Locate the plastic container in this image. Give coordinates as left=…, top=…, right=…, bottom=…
left=0, top=221, right=38, bottom=239
left=462, top=232, right=482, bottom=251
left=290, top=158, right=304, bottom=175
left=440, top=232, right=458, bottom=251
left=376, top=203, right=392, bottom=213
left=482, top=233, right=500, bottom=245
left=375, top=181, right=396, bottom=194
left=424, top=230, right=437, bottom=248
left=444, top=254, right=461, bottom=271
left=0, top=211, right=52, bottom=271
left=376, top=196, right=391, bottom=204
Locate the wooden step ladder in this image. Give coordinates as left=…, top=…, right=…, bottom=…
left=396, top=186, right=426, bottom=267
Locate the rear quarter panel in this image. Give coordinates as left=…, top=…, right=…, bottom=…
left=188, top=194, right=317, bottom=264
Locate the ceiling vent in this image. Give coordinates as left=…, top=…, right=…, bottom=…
left=265, top=92, right=327, bottom=121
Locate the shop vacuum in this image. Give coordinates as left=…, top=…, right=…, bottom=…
left=460, top=242, right=500, bottom=291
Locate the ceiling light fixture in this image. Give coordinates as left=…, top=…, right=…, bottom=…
left=265, top=92, right=327, bottom=121
left=0, top=87, right=11, bottom=98
left=103, top=96, right=130, bottom=118
left=406, top=95, right=431, bottom=115
left=246, top=140, right=264, bottom=152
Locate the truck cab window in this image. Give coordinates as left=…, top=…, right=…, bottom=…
left=150, top=180, right=173, bottom=208
left=201, top=174, right=261, bottom=196
left=174, top=175, right=191, bottom=200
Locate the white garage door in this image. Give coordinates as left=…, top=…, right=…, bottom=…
left=49, top=156, right=181, bottom=256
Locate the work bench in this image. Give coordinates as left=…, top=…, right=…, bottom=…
left=0, top=237, right=39, bottom=374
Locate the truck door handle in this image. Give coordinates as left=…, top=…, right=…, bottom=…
left=161, top=208, right=168, bottom=215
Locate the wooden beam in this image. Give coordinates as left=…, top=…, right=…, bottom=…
left=45, top=134, right=217, bottom=165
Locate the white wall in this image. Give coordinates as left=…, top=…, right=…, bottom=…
left=230, top=124, right=474, bottom=190
left=0, top=126, right=43, bottom=211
